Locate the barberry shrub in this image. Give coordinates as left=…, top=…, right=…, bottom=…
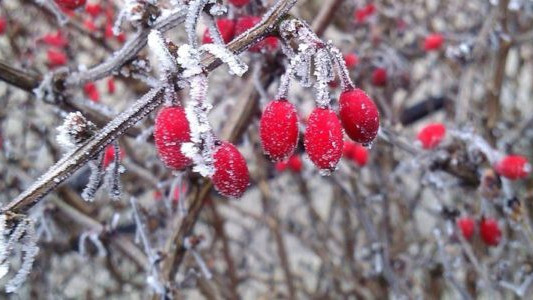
left=0, top=0, right=532, bottom=299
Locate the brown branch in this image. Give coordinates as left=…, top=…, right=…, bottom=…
left=310, top=0, right=345, bottom=37
left=0, top=61, right=41, bottom=92
left=2, top=0, right=295, bottom=217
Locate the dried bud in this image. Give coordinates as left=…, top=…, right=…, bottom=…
left=56, top=112, right=97, bottom=150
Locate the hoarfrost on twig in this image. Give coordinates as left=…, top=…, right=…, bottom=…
left=5, top=220, right=39, bottom=294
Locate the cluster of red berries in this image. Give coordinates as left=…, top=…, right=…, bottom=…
left=260, top=88, right=379, bottom=172
left=154, top=106, right=250, bottom=198
left=457, top=216, right=502, bottom=247
left=55, top=0, right=86, bottom=10
left=416, top=122, right=531, bottom=180
left=202, top=16, right=278, bottom=52
left=354, top=3, right=376, bottom=24
left=343, top=140, right=369, bottom=167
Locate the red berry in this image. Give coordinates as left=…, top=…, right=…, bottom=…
left=47, top=49, right=68, bottom=67
left=83, top=19, right=97, bottom=32
left=339, top=88, right=380, bottom=144
left=228, top=0, right=250, bottom=7
left=288, top=155, right=303, bottom=173
left=371, top=67, right=387, bottom=86
left=457, top=217, right=475, bottom=240
left=102, top=145, right=124, bottom=168
left=83, top=82, right=100, bottom=102
left=41, top=31, right=67, bottom=48
left=423, top=33, right=444, bottom=51
left=212, top=142, right=250, bottom=198
left=275, top=160, right=288, bottom=172
left=85, top=3, right=102, bottom=17
left=495, top=155, right=531, bottom=180
left=304, top=108, right=344, bottom=172
left=343, top=141, right=369, bottom=167
left=154, top=106, right=192, bottom=170
left=107, top=77, right=116, bottom=94
left=480, top=218, right=501, bottom=247
left=344, top=53, right=359, bottom=70
left=55, top=0, right=86, bottom=10
left=235, top=16, right=278, bottom=52
left=0, top=18, right=5, bottom=35
left=202, top=18, right=235, bottom=44
left=354, top=3, right=376, bottom=23
left=417, top=123, right=446, bottom=149
left=259, top=99, right=299, bottom=161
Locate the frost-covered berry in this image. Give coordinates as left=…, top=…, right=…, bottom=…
left=344, top=53, right=359, bottom=70
left=354, top=3, right=376, bottom=23
left=457, top=217, right=475, bottom=240
left=235, top=16, right=278, bottom=52
left=47, top=49, right=68, bottom=67
left=154, top=106, right=192, bottom=170
left=417, top=123, right=446, bottom=149
left=339, top=88, right=380, bottom=144
left=229, top=0, right=250, bottom=7
left=202, top=18, right=235, bottom=44
left=55, top=0, right=86, bottom=9
left=304, top=108, right=344, bottom=172
left=212, top=142, right=250, bottom=198
left=259, top=99, right=299, bottom=161
left=423, top=33, right=444, bottom=51
left=495, top=155, right=531, bottom=180
left=480, top=218, right=501, bottom=247
left=371, top=67, right=387, bottom=86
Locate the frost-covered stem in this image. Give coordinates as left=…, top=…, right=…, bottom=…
left=66, top=9, right=187, bottom=87
left=109, top=141, right=122, bottom=200
left=3, top=87, right=165, bottom=215
left=204, top=13, right=225, bottom=45
left=329, top=47, right=355, bottom=91
left=34, top=0, right=69, bottom=26
left=5, top=221, right=39, bottom=293
left=185, top=0, right=210, bottom=49
left=81, top=153, right=105, bottom=202
left=275, top=60, right=295, bottom=100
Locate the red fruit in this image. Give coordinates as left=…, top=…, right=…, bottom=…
left=344, top=53, right=359, bottom=70
left=202, top=18, right=235, bottom=44
left=235, top=16, right=278, bottom=52
left=288, top=155, right=303, bottom=173
left=228, top=0, right=250, bottom=7
left=154, top=106, right=192, bottom=170
left=55, top=0, right=86, bottom=9
left=457, top=217, right=475, bottom=240
left=102, top=145, right=124, bottom=168
left=480, top=218, right=501, bottom=247
left=212, top=142, right=250, bottom=198
left=354, top=3, right=376, bottom=23
left=41, top=31, right=67, bottom=47
left=423, top=33, right=444, bottom=51
left=259, top=99, right=299, bottom=161
left=275, top=160, right=288, bottom=172
left=0, top=18, right=6, bottom=35
left=343, top=141, right=369, bottom=166
left=83, top=19, right=97, bottom=32
left=371, top=67, right=387, bottom=86
left=339, top=89, right=380, bottom=144
left=304, top=108, right=344, bottom=172
left=417, top=123, right=446, bottom=149
left=495, top=155, right=531, bottom=180
left=107, top=77, right=116, bottom=94
left=85, top=3, right=102, bottom=17
left=83, top=82, right=100, bottom=102
left=47, top=49, right=67, bottom=67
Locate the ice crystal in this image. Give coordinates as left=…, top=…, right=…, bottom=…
left=56, top=112, right=97, bottom=151
left=147, top=30, right=178, bottom=76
